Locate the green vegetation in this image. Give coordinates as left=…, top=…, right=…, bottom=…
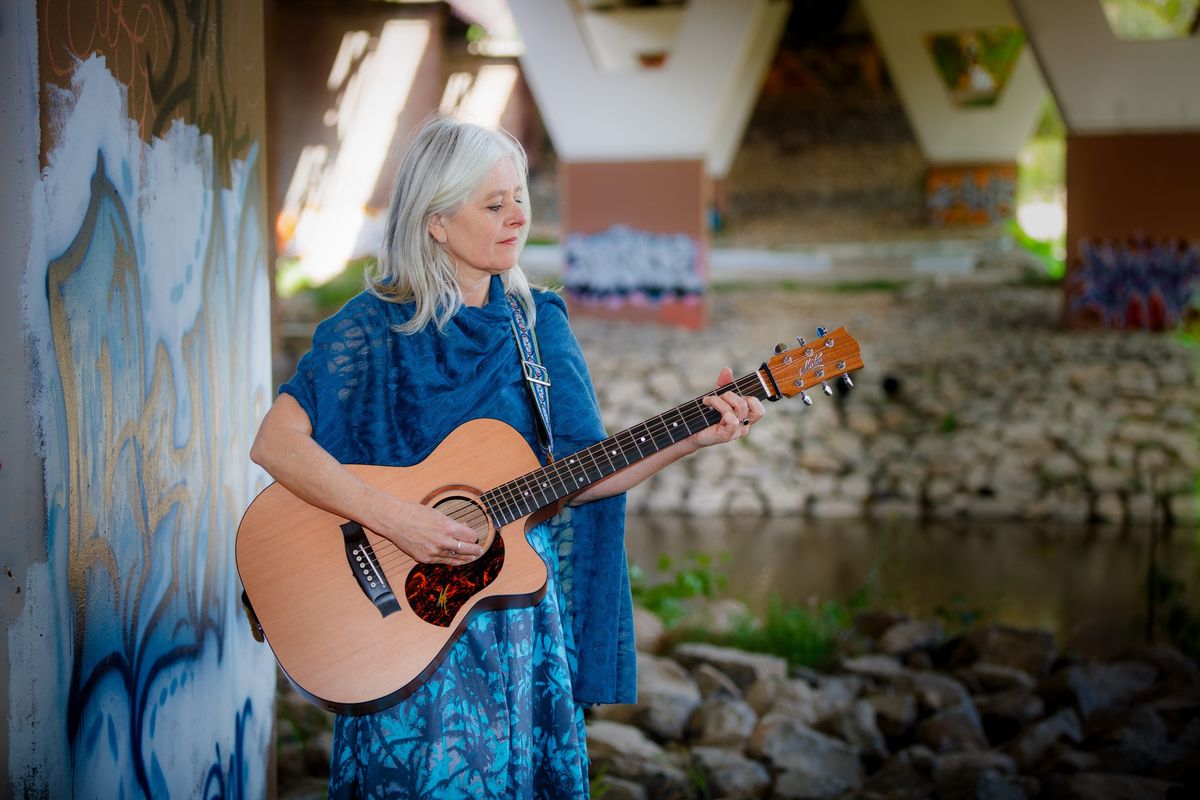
left=277, top=255, right=375, bottom=312
left=632, top=551, right=872, bottom=669
left=630, top=552, right=729, bottom=629
left=1013, top=97, right=1066, bottom=281
left=707, top=595, right=866, bottom=670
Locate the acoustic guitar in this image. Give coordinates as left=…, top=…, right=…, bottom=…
left=236, top=327, right=863, bottom=714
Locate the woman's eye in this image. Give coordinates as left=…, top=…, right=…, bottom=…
left=488, top=204, right=502, bottom=212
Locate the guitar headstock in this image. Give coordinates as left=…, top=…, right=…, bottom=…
left=763, top=326, right=864, bottom=405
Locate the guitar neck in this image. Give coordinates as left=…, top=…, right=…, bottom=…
left=482, top=370, right=773, bottom=526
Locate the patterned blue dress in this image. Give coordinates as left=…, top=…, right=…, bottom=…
left=280, top=278, right=635, bottom=798
left=328, top=522, right=589, bottom=799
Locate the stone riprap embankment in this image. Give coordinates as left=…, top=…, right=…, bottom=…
left=586, top=609, right=1199, bottom=799
left=572, top=286, right=1199, bottom=527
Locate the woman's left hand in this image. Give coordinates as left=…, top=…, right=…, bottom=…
left=688, top=367, right=766, bottom=449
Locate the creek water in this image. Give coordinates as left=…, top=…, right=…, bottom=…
left=624, top=515, right=1200, bottom=659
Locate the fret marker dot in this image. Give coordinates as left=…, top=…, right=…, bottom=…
left=640, top=437, right=646, bottom=443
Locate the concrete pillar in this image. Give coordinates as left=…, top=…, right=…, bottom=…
left=4, top=1, right=276, bottom=794
left=1013, top=0, right=1200, bottom=329
left=511, top=0, right=789, bottom=327
left=861, top=0, right=1048, bottom=226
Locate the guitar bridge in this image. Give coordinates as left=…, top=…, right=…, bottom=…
left=341, top=521, right=402, bottom=617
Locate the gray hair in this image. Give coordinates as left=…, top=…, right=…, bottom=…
left=368, top=117, right=536, bottom=332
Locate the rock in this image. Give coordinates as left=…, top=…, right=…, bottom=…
left=1039, top=661, right=1158, bottom=721
left=678, top=597, right=753, bottom=636
left=1040, top=772, right=1180, bottom=800
left=867, top=692, right=918, bottom=739
left=593, top=776, right=647, bottom=800
left=878, top=619, right=945, bottom=656
left=1120, top=643, right=1200, bottom=689
left=275, top=740, right=307, bottom=793
left=975, top=688, right=1046, bottom=745
left=746, top=676, right=820, bottom=723
left=816, top=698, right=888, bottom=760
left=633, top=606, right=667, bottom=654
left=672, top=642, right=787, bottom=691
left=933, top=750, right=1017, bottom=781
left=748, top=713, right=864, bottom=796
left=855, top=611, right=909, bottom=639
left=938, top=769, right=1032, bottom=800
left=632, top=654, right=703, bottom=741
left=585, top=720, right=692, bottom=798
left=969, top=662, right=1038, bottom=693
left=904, top=671, right=972, bottom=713
left=687, top=698, right=758, bottom=747
left=1088, top=705, right=1168, bottom=774
left=841, top=654, right=909, bottom=681
left=1007, top=708, right=1083, bottom=771
left=690, top=662, right=743, bottom=701
left=1041, top=745, right=1102, bottom=774
left=302, top=730, right=333, bottom=778
left=913, top=702, right=989, bottom=753
left=859, top=746, right=938, bottom=800
left=690, top=746, right=770, bottom=799
left=951, top=625, right=1058, bottom=677
left=809, top=674, right=864, bottom=722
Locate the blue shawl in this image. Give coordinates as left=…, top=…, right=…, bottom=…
left=279, top=276, right=636, bottom=705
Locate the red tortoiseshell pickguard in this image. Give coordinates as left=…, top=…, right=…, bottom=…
left=404, top=534, right=505, bottom=627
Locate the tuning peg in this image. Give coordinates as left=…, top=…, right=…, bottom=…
left=841, top=374, right=854, bottom=389
left=816, top=326, right=827, bottom=337
left=795, top=336, right=806, bottom=347
left=822, top=382, right=833, bottom=396
left=800, top=391, right=813, bottom=406
left=774, top=342, right=790, bottom=354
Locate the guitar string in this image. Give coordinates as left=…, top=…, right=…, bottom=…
left=348, top=346, right=853, bottom=586
left=367, top=374, right=770, bottom=573
left=371, top=339, right=859, bottom=572
left=368, top=390, right=736, bottom=573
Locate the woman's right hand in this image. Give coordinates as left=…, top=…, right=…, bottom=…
left=367, top=491, right=486, bottom=566
left=251, top=394, right=486, bottom=567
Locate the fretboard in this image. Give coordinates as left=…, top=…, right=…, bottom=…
left=482, top=370, right=772, bottom=526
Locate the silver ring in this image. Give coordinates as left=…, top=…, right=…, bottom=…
left=741, top=417, right=750, bottom=425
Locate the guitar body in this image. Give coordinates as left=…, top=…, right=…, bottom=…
left=236, top=325, right=864, bottom=714
left=236, top=418, right=548, bottom=714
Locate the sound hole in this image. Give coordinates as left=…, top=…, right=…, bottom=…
left=404, top=493, right=503, bottom=627
left=432, top=495, right=495, bottom=550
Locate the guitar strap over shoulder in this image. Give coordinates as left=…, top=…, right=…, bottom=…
left=506, top=294, right=554, bottom=463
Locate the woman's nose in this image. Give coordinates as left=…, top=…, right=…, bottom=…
left=508, top=205, right=527, bottom=228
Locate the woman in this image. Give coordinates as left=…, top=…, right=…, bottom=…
left=250, top=116, right=764, bottom=798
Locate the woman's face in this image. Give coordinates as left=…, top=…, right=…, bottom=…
left=431, top=157, right=527, bottom=283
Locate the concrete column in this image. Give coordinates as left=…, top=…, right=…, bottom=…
left=861, top=0, right=1047, bottom=226
left=511, top=0, right=789, bottom=327
left=5, top=1, right=277, bottom=795
left=1013, top=0, right=1200, bottom=329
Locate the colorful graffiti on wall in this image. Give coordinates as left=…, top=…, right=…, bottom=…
left=12, top=49, right=274, bottom=800
left=1067, top=236, right=1200, bottom=330
left=563, top=224, right=704, bottom=305
left=925, top=27, right=1025, bottom=108
left=925, top=163, right=1016, bottom=225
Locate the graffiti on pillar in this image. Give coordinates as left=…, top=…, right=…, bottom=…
left=1067, top=236, right=1200, bottom=329
left=925, top=163, right=1016, bottom=225
left=925, top=28, right=1025, bottom=108
left=12, top=55, right=274, bottom=798
left=563, top=225, right=704, bottom=304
